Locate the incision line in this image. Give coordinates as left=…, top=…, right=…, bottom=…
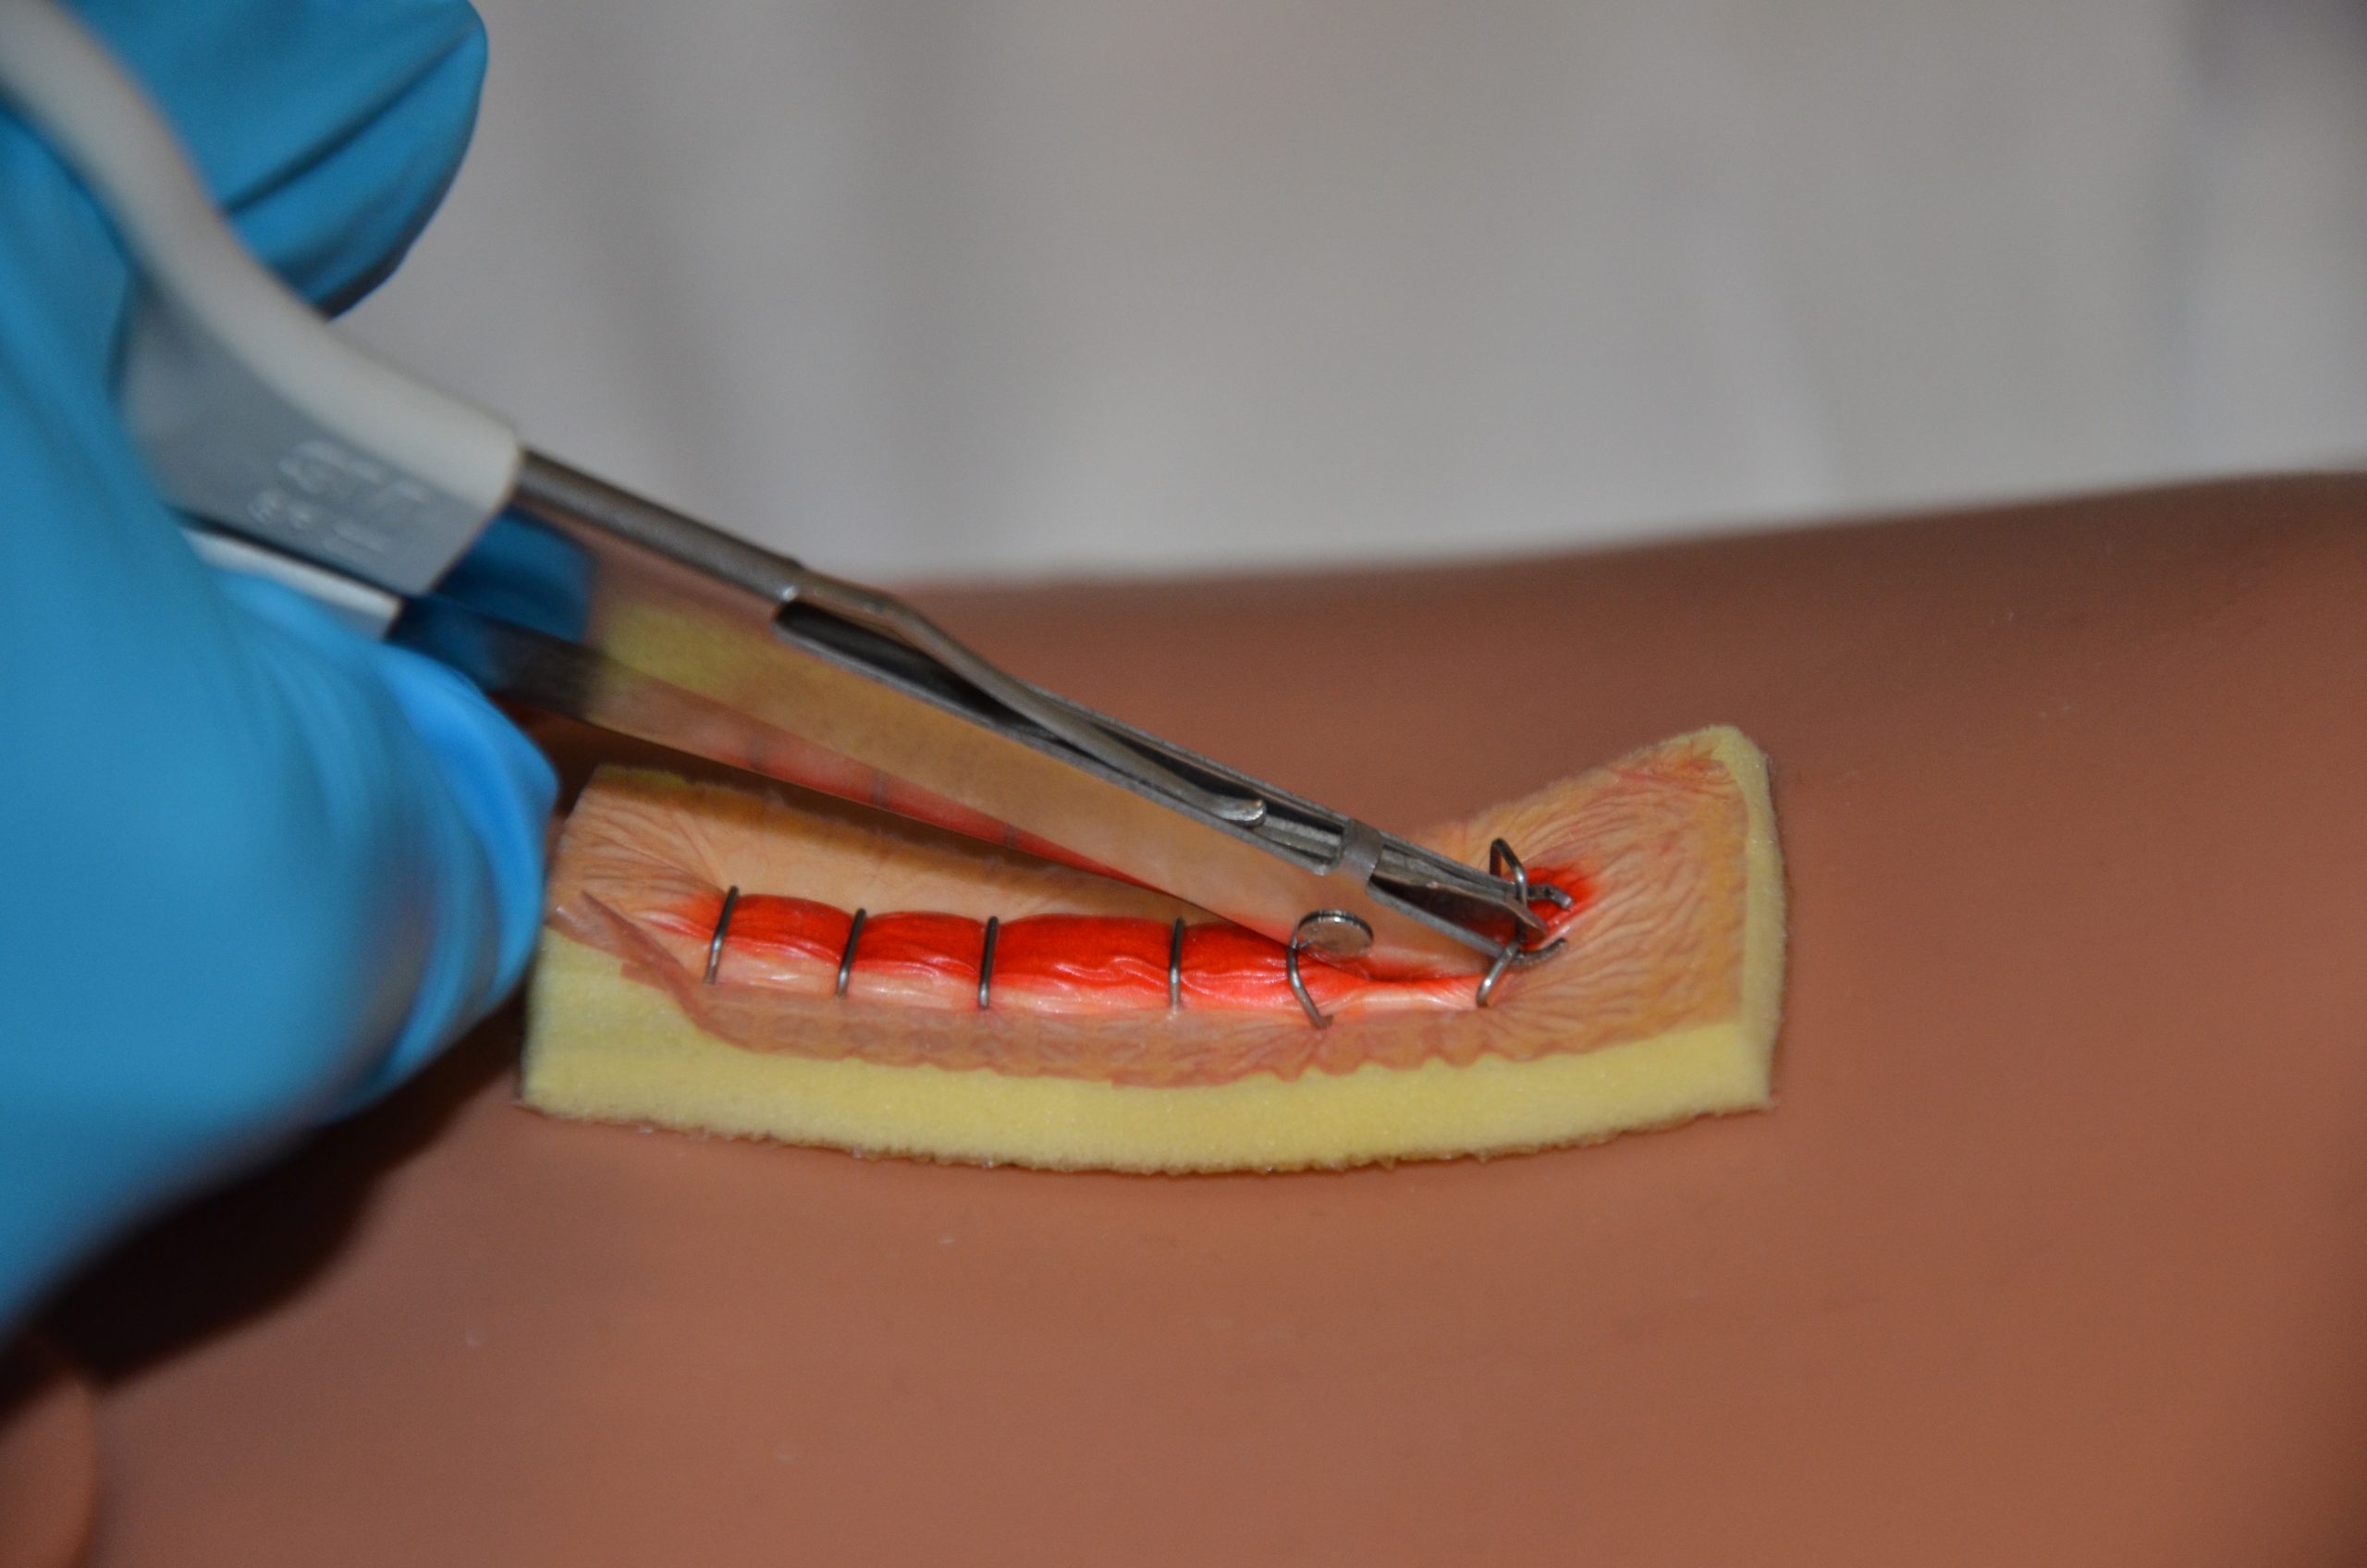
left=676, top=882, right=1580, bottom=1022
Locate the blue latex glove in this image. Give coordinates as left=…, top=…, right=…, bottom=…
left=0, top=1, right=553, bottom=1334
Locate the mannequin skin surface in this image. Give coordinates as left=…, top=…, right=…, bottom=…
left=0, top=1338, right=96, bottom=1568
left=12, top=474, right=2366, bottom=1567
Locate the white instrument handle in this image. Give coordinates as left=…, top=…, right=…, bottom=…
left=0, top=0, right=521, bottom=603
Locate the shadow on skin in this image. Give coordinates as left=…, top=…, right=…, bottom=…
left=41, top=715, right=855, bottom=1384
left=48, top=1002, right=521, bottom=1385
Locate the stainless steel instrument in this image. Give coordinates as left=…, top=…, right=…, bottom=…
left=0, top=0, right=1571, bottom=995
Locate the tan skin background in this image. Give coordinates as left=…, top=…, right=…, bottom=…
left=6, top=475, right=2365, bottom=1566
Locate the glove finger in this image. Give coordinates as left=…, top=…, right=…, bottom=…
left=0, top=310, right=546, bottom=1329
left=335, top=643, right=556, bottom=1105
left=216, top=572, right=558, bottom=1109
left=70, top=0, right=488, bottom=312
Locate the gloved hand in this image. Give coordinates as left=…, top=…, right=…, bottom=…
left=0, top=0, right=553, bottom=1334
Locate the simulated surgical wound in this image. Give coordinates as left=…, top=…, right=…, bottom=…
left=521, top=728, right=1786, bottom=1170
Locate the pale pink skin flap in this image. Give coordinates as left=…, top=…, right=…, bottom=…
left=543, top=729, right=1763, bottom=1090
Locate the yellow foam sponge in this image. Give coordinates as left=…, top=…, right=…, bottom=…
left=521, top=727, right=1785, bottom=1170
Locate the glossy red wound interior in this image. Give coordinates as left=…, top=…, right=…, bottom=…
left=652, top=876, right=1588, bottom=1018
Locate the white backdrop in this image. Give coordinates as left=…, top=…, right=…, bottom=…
left=345, top=0, right=2367, bottom=582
